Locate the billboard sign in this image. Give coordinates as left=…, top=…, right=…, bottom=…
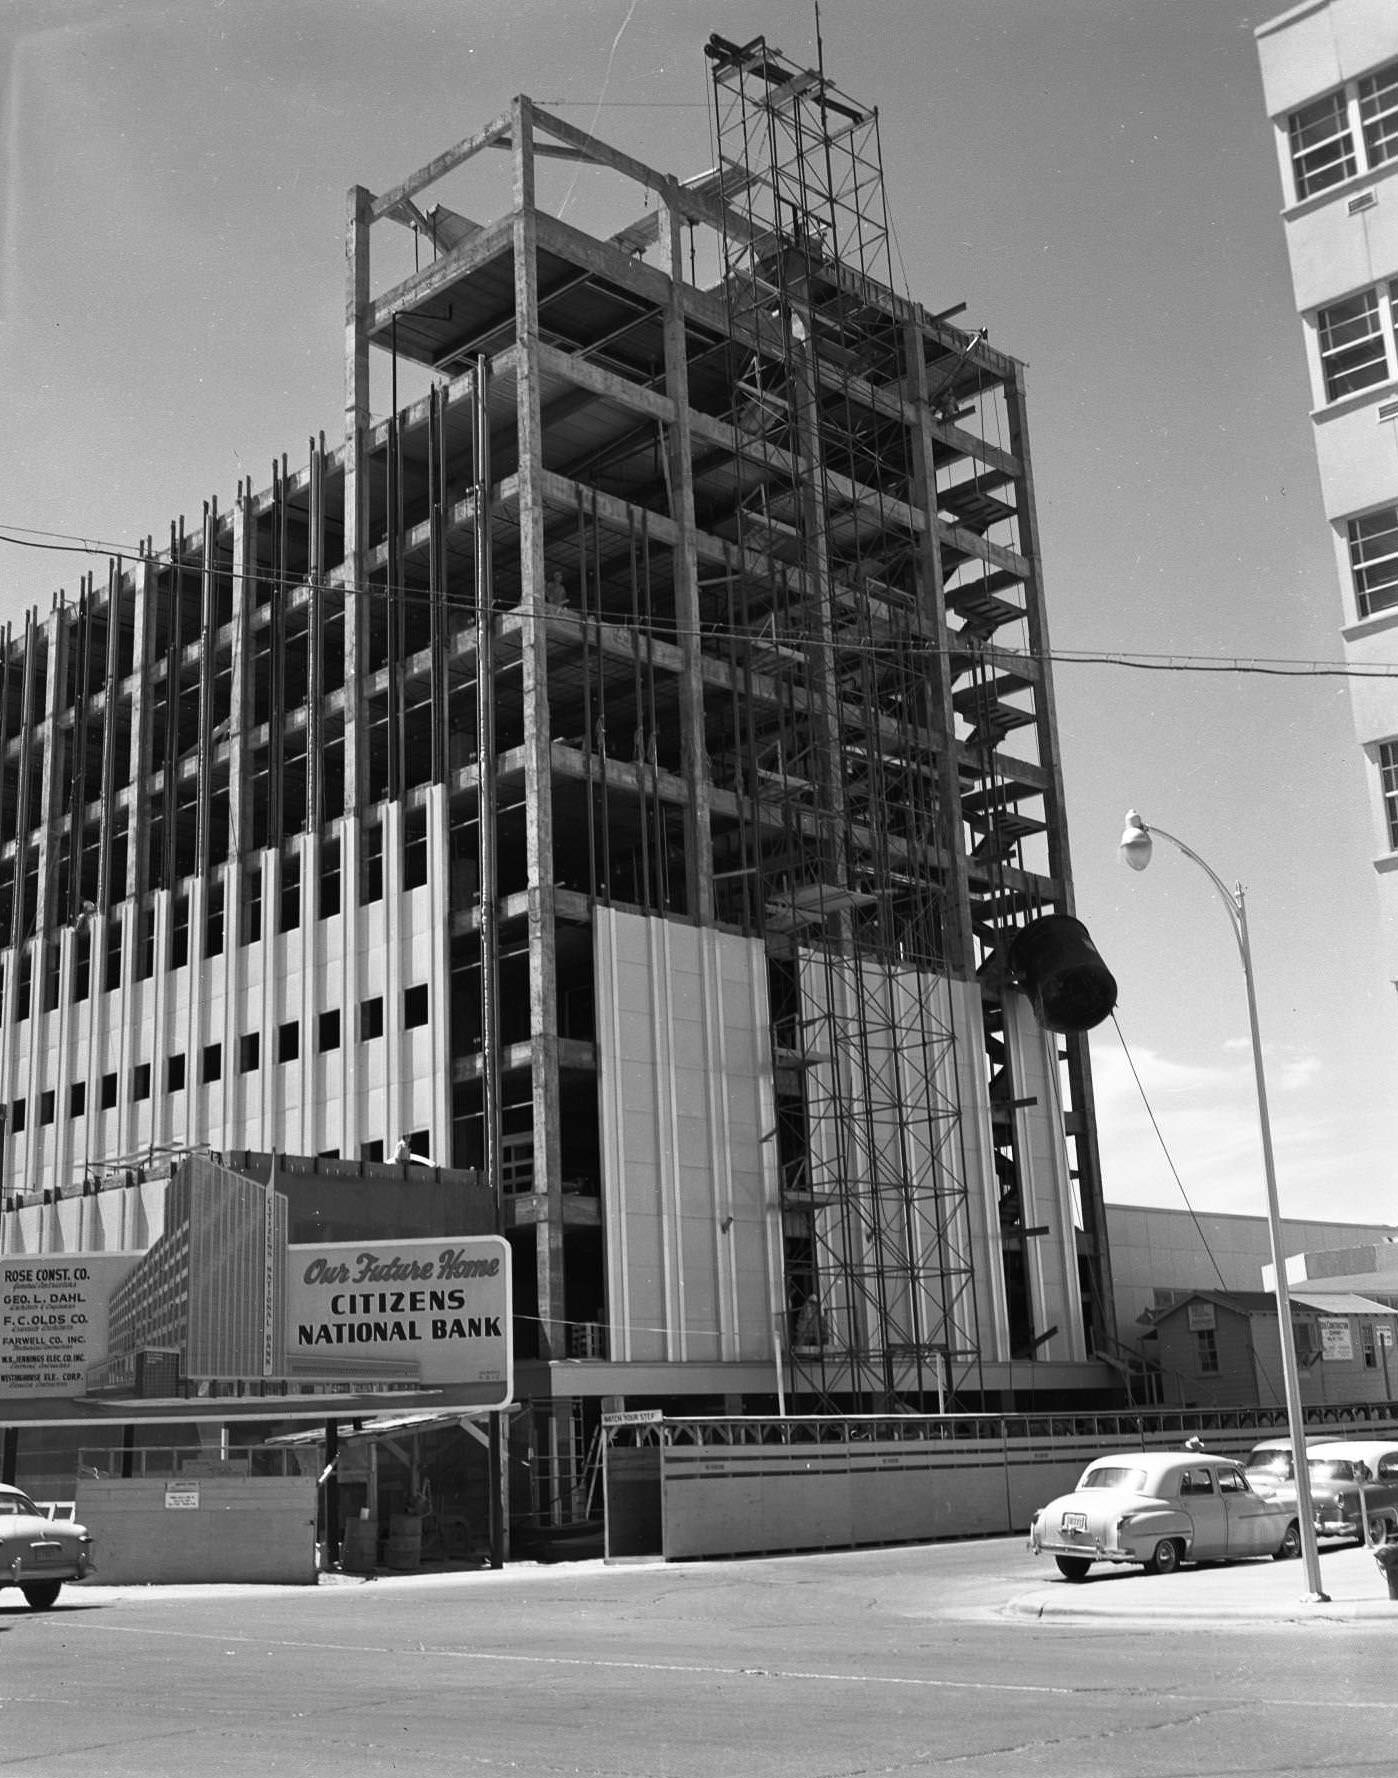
left=0, top=1155, right=512, bottom=1425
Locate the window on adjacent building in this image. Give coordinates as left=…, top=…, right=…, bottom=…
left=360, top=996, right=384, bottom=1041
left=403, top=984, right=429, bottom=1029
left=278, top=1020, right=300, bottom=1064
left=1317, top=287, right=1388, bottom=400
left=202, top=1042, right=222, bottom=1085
left=1288, top=87, right=1357, bottom=199
left=39, top=1089, right=55, bottom=1126
left=131, top=1063, right=151, bottom=1102
left=1287, top=60, right=1398, bottom=205
left=1348, top=505, right=1398, bottom=618
left=318, top=1008, right=341, bottom=1052
left=1379, top=742, right=1398, bottom=851
left=1195, top=1327, right=1219, bottom=1375
left=361, top=1139, right=385, bottom=1163
left=69, top=1081, right=85, bottom=1119
left=100, top=1072, right=118, bottom=1111
left=9, top=1097, right=24, bottom=1134
left=168, top=1053, right=186, bottom=1092
left=238, top=1032, right=260, bottom=1073
left=1359, top=59, right=1398, bottom=170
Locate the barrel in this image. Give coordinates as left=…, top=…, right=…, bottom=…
left=383, top=1513, right=422, bottom=1571
left=340, top=1518, right=378, bottom=1575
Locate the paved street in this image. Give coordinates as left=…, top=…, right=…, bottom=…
left=3, top=1537, right=1393, bottom=1776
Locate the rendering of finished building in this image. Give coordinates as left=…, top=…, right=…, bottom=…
left=1256, top=2, right=1398, bottom=981
left=0, top=35, right=1121, bottom=1491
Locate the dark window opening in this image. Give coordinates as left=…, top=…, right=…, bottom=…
left=278, top=1020, right=300, bottom=1063
left=202, top=1043, right=222, bottom=1085
left=280, top=854, right=301, bottom=932
left=318, top=1008, right=341, bottom=1052
left=360, top=821, right=384, bottom=905
left=320, top=835, right=341, bottom=919
left=360, top=996, right=384, bottom=1041
left=403, top=984, right=429, bottom=1029
left=168, top=1053, right=186, bottom=1092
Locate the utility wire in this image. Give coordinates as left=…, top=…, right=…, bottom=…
left=3, top=524, right=1395, bottom=680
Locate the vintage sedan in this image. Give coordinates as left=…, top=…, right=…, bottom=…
left=1242, top=1437, right=1305, bottom=1497
left=0, top=1483, right=95, bottom=1609
left=1028, top=1451, right=1301, bottom=1581
left=1301, top=1440, right=1398, bottom=1544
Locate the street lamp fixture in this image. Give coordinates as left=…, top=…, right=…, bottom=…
left=1117, top=809, right=1329, bottom=1603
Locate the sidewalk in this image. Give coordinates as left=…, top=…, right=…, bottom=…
left=1010, top=1539, right=1398, bottom=1624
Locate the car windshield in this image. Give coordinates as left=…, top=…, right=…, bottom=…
left=0, top=1494, right=40, bottom=1517
left=1079, top=1465, right=1147, bottom=1492
left=1246, top=1451, right=1293, bottom=1479
left=1309, top=1459, right=1357, bottom=1483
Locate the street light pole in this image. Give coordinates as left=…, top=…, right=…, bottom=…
left=1118, top=810, right=1329, bottom=1603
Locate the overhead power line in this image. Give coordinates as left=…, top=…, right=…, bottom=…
left=3, top=520, right=1395, bottom=680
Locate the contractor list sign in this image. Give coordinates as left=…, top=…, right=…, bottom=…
left=1, top=1254, right=137, bottom=1399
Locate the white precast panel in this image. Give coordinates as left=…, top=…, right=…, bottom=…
left=595, top=909, right=781, bottom=1364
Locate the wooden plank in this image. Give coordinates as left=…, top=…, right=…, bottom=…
left=369, top=109, right=514, bottom=221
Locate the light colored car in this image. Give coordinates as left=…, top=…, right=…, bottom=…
left=1300, top=1440, right=1398, bottom=1544
left=1242, top=1437, right=1304, bottom=1497
left=0, top=1483, right=95, bottom=1609
left=1028, top=1450, right=1301, bottom=1582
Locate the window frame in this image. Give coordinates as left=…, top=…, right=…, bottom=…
left=1288, top=58, right=1398, bottom=204
left=1317, top=286, right=1389, bottom=401
left=1379, top=740, right=1398, bottom=852
left=1359, top=59, right=1398, bottom=171
left=1288, top=86, right=1357, bottom=200
left=1347, top=503, right=1398, bottom=619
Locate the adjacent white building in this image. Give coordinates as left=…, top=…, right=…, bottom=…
left=1256, top=1, right=1398, bottom=980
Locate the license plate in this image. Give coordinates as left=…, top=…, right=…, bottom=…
left=1060, top=1512, right=1088, bottom=1534
left=25, top=1544, right=63, bottom=1565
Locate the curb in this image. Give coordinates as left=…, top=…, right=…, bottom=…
left=1005, top=1590, right=1398, bottom=1624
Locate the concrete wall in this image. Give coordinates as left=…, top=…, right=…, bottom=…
left=646, top=1407, right=1398, bottom=1560
left=74, top=1473, right=318, bottom=1585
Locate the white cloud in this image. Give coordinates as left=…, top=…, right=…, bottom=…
left=1086, top=1030, right=1395, bottom=1227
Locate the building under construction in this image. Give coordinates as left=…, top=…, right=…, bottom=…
left=0, top=37, right=1121, bottom=1488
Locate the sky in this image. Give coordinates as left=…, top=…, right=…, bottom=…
left=0, top=0, right=1393, bottom=1230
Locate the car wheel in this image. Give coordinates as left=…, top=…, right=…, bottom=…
left=1145, top=1538, right=1181, bottom=1576
left=1365, top=1513, right=1395, bottom=1547
left=1272, top=1521, right=1302, bottom=1561
left=1054, top=1555, right=1092, bottom=1582
left=21, top=1581, right=62, bottom=1611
